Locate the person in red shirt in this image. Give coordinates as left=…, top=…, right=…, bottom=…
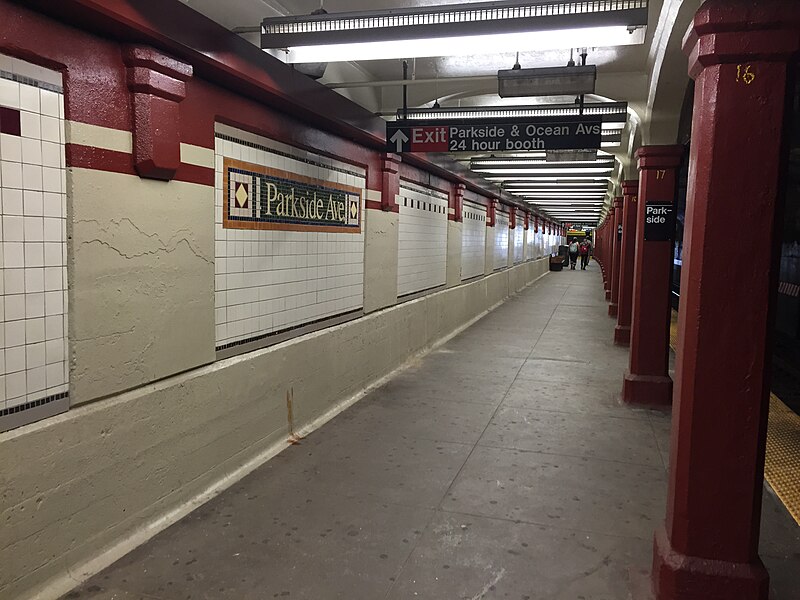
left=579, top=239, right=590, bottom=270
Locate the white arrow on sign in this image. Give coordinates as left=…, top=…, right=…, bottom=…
left=390, top=130, right=409, bottom=152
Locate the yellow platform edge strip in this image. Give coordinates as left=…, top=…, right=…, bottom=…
left=670, top=310, right=800, bottom=525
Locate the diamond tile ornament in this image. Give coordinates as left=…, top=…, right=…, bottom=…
left=235, top=182, right=249, bottom=208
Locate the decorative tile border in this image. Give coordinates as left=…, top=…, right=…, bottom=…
left=215, top=133, right=364, bottom=178
left=0, top=70, right=63, bottom=94
left=0, top=391, right=67, bottom=417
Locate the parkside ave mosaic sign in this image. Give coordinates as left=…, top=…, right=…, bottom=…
left=387, top=117, right=602, bottom=153
left=224, top=158, right=361, bottom=233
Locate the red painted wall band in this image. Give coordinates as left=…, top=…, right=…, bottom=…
left=67, top=144, right=213, bottom=186
left=66, top=144, right=136, bottom=175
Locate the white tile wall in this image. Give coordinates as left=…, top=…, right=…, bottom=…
left=461, top=202, right=486, bottom=281
left=397, top=182, right=448, bottom=296
left=513, top=221, right=524, bottom=264
left=493, top=211, right=510, bottom=271
left=214, top=127, right=366, bottom=350
left=0, top=57, right=68, bottom=415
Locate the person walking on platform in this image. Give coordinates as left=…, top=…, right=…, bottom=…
left=568, top=238, right=580, bottom=270
left=579, top=239, right=591, bottom=270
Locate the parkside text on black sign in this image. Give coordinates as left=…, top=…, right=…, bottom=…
left=643, top=202, right=676, bottom=241
left=387, top=117, right=602, bottom=154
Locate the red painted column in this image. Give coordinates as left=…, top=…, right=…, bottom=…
left=598, top=222, right=608, bottom=283
left=604, top=213, right=615, bottom=299
left=608, top=197, right=624, bottom=316
left=653, top=2, right=800, bottom=599
left=614, top=180, right=639, bottom=345
left=622, top=147, right=683, bottom=406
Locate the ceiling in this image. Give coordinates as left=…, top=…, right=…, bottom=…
left=180, top=0, right=666, bottom=226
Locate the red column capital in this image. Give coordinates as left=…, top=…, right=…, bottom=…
left=684, top=0, right=800, bottom=78
left=123, top=45, right=192, bottom=181
left=621, top=179, right=639, bottom=198
left=636, top=145, right=684, bottom=170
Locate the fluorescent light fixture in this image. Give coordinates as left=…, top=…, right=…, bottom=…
left=486, top=176, right=610, bottom=182
left=512, top=194, right=606, bottom=199
left=475, top=168, right=613, bottom=175
left=509, top=188, right=606, bottom=193
left=539, top=205, right=603, bottom=209
left=283, top=26, right=644, bottom=62
left=503, top=181, right=608, bottom=188
left=263, top=1, right=648, bottom=63
left=471, top=158, right=610, bottom=168
left=399, top=102, right=628, bottom=122
left=506, top=188, right=608, bottom=193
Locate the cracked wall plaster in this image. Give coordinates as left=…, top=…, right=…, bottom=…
left=69, top=168, right=215, bottom=403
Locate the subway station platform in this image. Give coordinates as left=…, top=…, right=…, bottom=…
left=63, top=265, right=800, bottom=600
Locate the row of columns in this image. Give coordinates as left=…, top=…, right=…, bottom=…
left=593, top=2, right=798, bottom=599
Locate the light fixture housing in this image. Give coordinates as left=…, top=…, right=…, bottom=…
left=262, top=1, right=648, bottom=63
left=498, top=65, right=597, bottom=98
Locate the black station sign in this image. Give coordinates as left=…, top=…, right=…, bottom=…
left=617, top=224, right=623, bottom=239
left=643, top=202, right=676, bottom=241
left=386, top=116, right=602, bottom=154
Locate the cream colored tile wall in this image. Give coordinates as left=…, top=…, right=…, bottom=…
left=397, top=183, right=448, bottom=296
left=513, top=222, right=524, bottom=264
left=460, top=201, right=486, bottom=281
left=493, top=211, right=510, bottom=271
left=214, top=127, right=366, bottom=351
left=0, top=56, right=68, bottom=419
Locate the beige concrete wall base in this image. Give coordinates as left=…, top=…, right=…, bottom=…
left=0, top=259, right=549, bottom=600
left=363, top=206, right=399, bottom=314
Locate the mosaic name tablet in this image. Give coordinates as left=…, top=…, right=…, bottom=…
left=223, top=158, right=361, bottom=233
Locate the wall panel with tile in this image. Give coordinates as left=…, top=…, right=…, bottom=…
left=461, top=201, right=486, bottom=281
left=397, top=181, right=448, bottom=297
left=513, top=220, right=525, bottom=264
left=493, top=210, right=510, bottom=271
left=0, top=55, right=68, bottom=430
left=213, top=124, right=366, bottom=354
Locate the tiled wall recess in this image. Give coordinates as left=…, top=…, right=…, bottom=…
left=494, top=211, right=510, bottom=271
left=461, top=202, right=486, bottom=281
left=529, top=228, right=539, bottom=259
left=397, top=182, right=448, bottom=297
left=513, top=222, right=524, bottom=264
left=214, top=126, right=366, bottom=352
left=0, top=55, right=68, bottom=424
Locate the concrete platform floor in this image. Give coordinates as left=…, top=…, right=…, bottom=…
left=64, top=263, right=799, bottom=600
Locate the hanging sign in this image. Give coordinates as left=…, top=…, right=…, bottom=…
left=643, top=202, right=676, bottom=241
left=386, top=116, right=602, bottom=153
left=617, top=224, right=623, bottom=239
